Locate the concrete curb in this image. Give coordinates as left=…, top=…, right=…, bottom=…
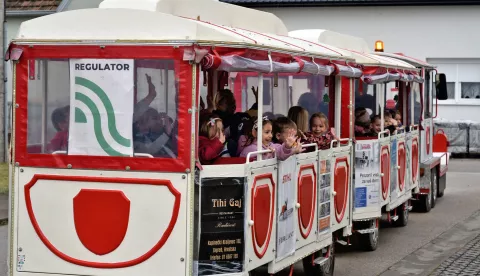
left=379, top=210, right=480, bottom=276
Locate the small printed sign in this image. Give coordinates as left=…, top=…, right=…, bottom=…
left=198, top=177, right=245, bottom=275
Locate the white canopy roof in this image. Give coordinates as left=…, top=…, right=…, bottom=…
left=374, top=52, right=435, bottom=69
left=14, top=8, right=349, bottom=61
left=99, top=0, right=289, bottom=36
left=15, top=8, right=252, bottom=43
left=289, top=29, right=416, bottom=70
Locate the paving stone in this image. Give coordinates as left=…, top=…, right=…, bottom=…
left=431, top=234, right=480, bottom=275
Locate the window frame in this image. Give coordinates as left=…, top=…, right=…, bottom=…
left=14, top=44, right=193, bottom=172
left=428, top=59, right=480, bottom=106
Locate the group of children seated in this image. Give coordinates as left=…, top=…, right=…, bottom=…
left=198, top=88, right=338, bottom=165
left=354, top=107, right=403, bottom=138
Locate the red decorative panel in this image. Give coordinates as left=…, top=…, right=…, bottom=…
left=74, top=189, right=130, bottom=256
left=24, top=174, right=181, bottom=269
left=251, top=173, right=275, bottom=259
left=297, top=164, right=317, bottom=239
left=426, top=126, right=431, bottom=155
left=253, top=186, right=271, bottom=247
left=412, top=138, right=419, bottom=183
left=381, top=146, right=390, bottom=200
left=334, top=157, right=349, bottom=223
left=398, top=143, right=406, bottom=191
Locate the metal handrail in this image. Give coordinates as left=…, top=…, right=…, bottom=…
left=246, top=149, right=275, bottom=164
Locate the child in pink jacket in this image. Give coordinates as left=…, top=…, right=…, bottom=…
left=240, top=117, right=302, bottom=161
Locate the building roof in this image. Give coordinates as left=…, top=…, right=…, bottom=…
left=221, top=0, right=480, bottom=7
left=6, top=0, right=63, bottom=11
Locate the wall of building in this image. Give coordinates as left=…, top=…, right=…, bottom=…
left=258, top=5, right=480, bottom=121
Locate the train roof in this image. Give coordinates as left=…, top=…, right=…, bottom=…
left=289, top=29, right=417, bottom=70
left=14, top=7, right=351, bottom=61
left=99, top=0, right=289, bottom=36
left=374, top=52, right=436, bottom=69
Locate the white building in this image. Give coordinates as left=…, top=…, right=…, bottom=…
left=222, top=0, right=480, bottom=121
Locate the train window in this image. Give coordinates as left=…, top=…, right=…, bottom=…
left=424, top=71, right=432, bottom=119
left=355, top=80, right=376, bottom=116
left=408, top=82, right=421, bottom=125
left=27, top=59, right=179, bottom=158
left=27, top=59, right=70, bottom=154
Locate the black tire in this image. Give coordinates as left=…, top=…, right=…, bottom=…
left=302, top=242, right=335, bottom=276
left=418, top=182, right=432, bottom=213
left=357, top=219, right=379, bottom=251
left=431, top=168, right=438, bottom=209
left=393, top=202, right=409, bottom=227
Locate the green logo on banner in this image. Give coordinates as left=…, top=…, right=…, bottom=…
left=75, top=77, right=131, bottom=156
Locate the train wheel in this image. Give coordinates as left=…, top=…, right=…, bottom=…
left=418, top=181, right=432, bottom=213
left=431, top=168, right=438, bottom=209
left=393, top=202, right=409, bottom=227
left=302, top=242, right=335, bottom=276
left=357, top=219, right=379, bottom=251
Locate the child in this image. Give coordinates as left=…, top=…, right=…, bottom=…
left=384, top=111, right=397, bottom=134
left=355, top=107, right=371, bottom=136
left=303, top=112, right=338, bottom=150
left=395, top=110, right=403, bottom=127
left=240, top=117, right=302, bottom=161
left=236, top=115, right=254, bottom=156
left=370, top=115, right=382, bottom=137
left=288, top=106, right=309, bottom=137
left=198, top=114, right=227, bottom=164
left=272, top=117, right=297, bottom=144
left=47, top=105, right=70, bottom=152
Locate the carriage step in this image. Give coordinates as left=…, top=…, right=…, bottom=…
left=391, top=215, right=399, bottom=222
left=356, top=228, right=376, bottom=234
left=336, top=240, right=348, bottom=246
left=313, top=256, right=329, bottom=266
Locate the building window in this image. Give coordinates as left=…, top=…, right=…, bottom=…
left=428, top=59, right=480, bottom=104
left=461, top=82, right=480, bottom=99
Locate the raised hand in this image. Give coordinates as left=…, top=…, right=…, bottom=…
left=200, top=97, right=206, bottom=110
left=293, top=138, right=306, bottom=154
left=251, top=86, right=259, bottom=101
left=284, top=132, right=298, bottom=149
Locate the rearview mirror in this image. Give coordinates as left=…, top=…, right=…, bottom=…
left=436, top=73, right=448, bottom=100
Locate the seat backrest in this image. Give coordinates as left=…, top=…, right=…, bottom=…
left=433, top=130, right=449, bottom=153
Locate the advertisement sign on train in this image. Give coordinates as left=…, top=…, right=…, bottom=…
left=354, top=141, right=380, bottom=209
left=276, top=157, right=297, bottom=261
left=406, top=135, right=412, bottom=190
left=68, top=59, right=134, bottom=157
left=390, top=138, right=398, bottom=198
left=198, top=177, right=245, bottom=275
left=318, top=159, right=331, bottom=234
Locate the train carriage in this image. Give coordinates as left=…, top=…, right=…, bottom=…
left=5, top=1, right=363, bottom=275
left=290, top=29, right=449, bottom=251
left=6, top=1, right=450, bottom=275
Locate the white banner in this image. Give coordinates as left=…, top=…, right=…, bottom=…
left=354, top=141, right=380, bottom=209
left=276, top=156, right=297, bottom=261
left=406, top=134, right=412, bottom=190
left=318, top=159, right=331, bottom=235
left=68, top=59, right=134, bottom=156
